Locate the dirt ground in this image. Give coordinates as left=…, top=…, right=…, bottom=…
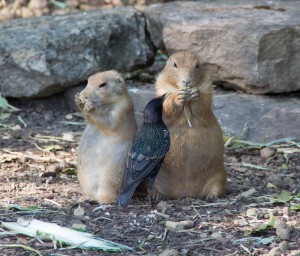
left=0, top=85, right=300, bottom=256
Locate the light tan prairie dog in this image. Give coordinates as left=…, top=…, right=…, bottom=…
left=75, top=70, right=137, bottom=204
left=153, top=51, right=226, bottom=200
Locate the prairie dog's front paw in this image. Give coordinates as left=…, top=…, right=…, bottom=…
left=189, top=88, right=200, bottom=100
left=177, top=88, right=190, bottom=103
left=83, top=101, right=94, bottom=112
left=75, top=93, right=84, bottom=109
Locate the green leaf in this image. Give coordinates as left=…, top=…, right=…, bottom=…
left=7, top=204, right=40, bottom=211
left=61, top=168, right=76, bottom=175
left=0, top=112, right=11, bottom=120
left=224, top=123, right=248, bottom=147
left=0, top=93, right=20, bottom=112
left=270, top=191, right=292, bottom=204
left=0, top=155, right=18, bottom=164
left=296, top=192, right=300, bottom=198
left=253, top=236, right=275, bottom=245
left=290, top=204, right=300, bottom=211
left=244, top=213, right=276, bottom=236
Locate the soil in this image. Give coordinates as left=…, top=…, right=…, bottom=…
left=0, top=86, right=300, bottom=256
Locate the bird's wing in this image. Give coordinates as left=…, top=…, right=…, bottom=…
left=130, top=125, right=170, bottom=180
left=120, top=125, right=169, bottom=191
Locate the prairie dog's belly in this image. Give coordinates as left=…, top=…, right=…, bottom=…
left=161, top=114, right=223, bottom=181
left=77, top=125, right=129, bottom=196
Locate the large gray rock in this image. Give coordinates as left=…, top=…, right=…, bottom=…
left=214, top=93, right=300, bottom=143
left=144, top=1, right=300, bottom=94
left=127, top=85, right=300, bottom=143
left=0, top=7, right=154, bottom=98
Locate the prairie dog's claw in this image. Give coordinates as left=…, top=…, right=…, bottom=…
left=189, top=88, right=200, bottom=100
left=83, top=101, right=94, bottom=112
left=75, top=93, right=84, bottom=109
left=177, top=88, right=191, bottom=102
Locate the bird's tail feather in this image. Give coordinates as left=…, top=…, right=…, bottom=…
left=117, top=183, right=140, bottom=208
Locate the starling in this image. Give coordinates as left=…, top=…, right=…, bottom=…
left=117, top=94, right=170, bottom=208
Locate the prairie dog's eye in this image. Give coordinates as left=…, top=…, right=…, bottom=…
left=196, top=64, right=199, bottom=69
left=99, top=82, right=107, bottom=88
left=174, top=62, right=177, bottom=68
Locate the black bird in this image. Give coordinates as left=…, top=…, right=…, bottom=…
left=117, top=94, right=170, bottom=208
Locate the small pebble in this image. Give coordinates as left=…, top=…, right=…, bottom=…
left=72, top=223, right=87, bottom=231
left=62, top=132, right=74, bottom=141
left=211, top=231, right=223, bottom=239
left=74, top=206, right=84, bottom=217
left=267, top=247, right=281, bottom=256
left=282, top=207, right=289, bottom=220
left=278, top=240, right=289, bottom=251
left=276, top=220, right=291, bottom=240
left=157, top=201, right=170, bottom=214
left=65, top=114, right=73, bottom=120
left=166, top=221, right=184, bottom=231
left=239, top=188, right=256, bottom=198
left=11, top=124, right=21, bottom=131
left=165, top=220, right=194, bottom=231
left=266, top=182, right=277, bottom=189
left=246, top=208, right=258, bottom=217
left=266, top=174, right=283, bottom=187
left=260, top=147, right=276, bottom=159
left=159, top=249, right=179, bottom=256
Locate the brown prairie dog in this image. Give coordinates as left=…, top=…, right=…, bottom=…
left=75, top=70, right=137, bottom=204
left=153, top=51, right=226, bottom=200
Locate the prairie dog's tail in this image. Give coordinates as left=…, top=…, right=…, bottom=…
left=117, top=183, right=139, bottom=208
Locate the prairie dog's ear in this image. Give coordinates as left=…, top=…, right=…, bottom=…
left=117, top=76, right=123, bottom=84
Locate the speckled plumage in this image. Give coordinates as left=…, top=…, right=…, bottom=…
left=117, top=95, right=170, bottom=208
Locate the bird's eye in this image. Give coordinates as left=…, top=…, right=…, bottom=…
left=99, top=82, right=107, bottom=88
left=174, top=62, right=177, bottom=68
left=196, top=64, right=199, bottom=69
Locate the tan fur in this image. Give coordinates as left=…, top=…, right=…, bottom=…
left=75, top=70, right=137, bottom=204
left=153, top=51, right=226, bottom=200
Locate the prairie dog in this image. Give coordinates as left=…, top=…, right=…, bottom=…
left=153, top=51, right=226, bottom=200
left=75, top=70, right=137, bottom=204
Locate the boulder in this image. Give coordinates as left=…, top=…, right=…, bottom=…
left=214, top=93, right=300, bottom=143
left=144, top=0, right=300, bottom=94
left=0, top=7, right=155, bottom=98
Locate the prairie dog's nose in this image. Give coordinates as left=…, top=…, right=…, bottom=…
left=182, top=79, right=192, bottom=87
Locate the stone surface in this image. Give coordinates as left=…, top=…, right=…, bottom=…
left=0, top=7, right=154, bottom=98
left=214, top=93, right=300, bottom=143
left=246, top=208, right=258, bottom=218
left=276, top=220, right=291, bottom=240
left=144, top=0, right=300, bottom=94
left=165, top=220, right=194, bottom=231
left=260, top=147, right=277, bottom=159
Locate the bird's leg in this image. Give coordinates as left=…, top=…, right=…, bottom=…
left=148, top=189, right=153, bottom=209
left=147, top=177, right=156, bottom=209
